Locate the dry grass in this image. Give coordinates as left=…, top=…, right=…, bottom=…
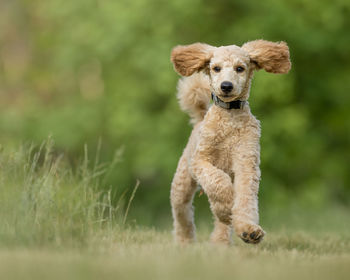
left=1, top=229, right=349, bottom=280
left=0, top=140, right=349, bottom=280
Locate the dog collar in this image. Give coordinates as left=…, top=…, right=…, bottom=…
left=211, top=93, right=246, bottom=110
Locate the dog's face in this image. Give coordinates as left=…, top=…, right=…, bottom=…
left=209, top=46, right=252, bottom=101
left=171, top=40, right=291, bottom=101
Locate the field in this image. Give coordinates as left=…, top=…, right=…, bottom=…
left=1, top=229, right=350, bottom=280
left=0, top=141, right=349, bottom=280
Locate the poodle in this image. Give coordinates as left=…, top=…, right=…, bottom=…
left=170, top=40, right=291, bottom=245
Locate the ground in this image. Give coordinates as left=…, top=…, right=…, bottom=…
left=0, top=143, right=349, bottom=280
left=1, top=228, right=349, bottom=280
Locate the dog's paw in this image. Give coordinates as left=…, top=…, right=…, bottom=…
left=237, top=224, right=265, bottom=244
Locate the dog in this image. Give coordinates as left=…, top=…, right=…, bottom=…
left=170, top=40, right=291, bottom=245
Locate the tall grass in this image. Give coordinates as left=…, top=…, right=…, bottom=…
left=0, top=139, right=134, bottom=248
left=0, top=141, right=349, bottom=280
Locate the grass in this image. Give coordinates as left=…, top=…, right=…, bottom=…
left=0, top=138, right=128, bottom=248
left=1, top=229, right=349, bottom=280
left=0, top=140, right=349, bottom=280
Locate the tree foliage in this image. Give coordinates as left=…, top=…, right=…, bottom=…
left=0, top=0, right=349, bottom=225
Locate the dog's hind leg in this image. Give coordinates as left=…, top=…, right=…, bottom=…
left=170, top=154, right=197, bottom=244
left=210, top=218, right=232, bottom=245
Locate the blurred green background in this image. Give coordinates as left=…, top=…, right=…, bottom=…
left=0, top=0, right=349, bottom=228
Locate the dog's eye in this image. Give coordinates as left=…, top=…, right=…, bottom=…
left=213, top=66, right=221, bottom=73
left=235, top=66, right=245, bottom=73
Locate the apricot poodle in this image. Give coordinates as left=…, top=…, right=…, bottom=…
left=170, top=40, right=291, bottom=245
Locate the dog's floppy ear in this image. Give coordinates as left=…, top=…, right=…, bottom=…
left=242, top=40, right=291, bottom=74
left=171, top=43, right=215, bottom=76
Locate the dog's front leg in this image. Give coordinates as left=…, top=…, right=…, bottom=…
left=190, top=147, right=234, bottom=226
left=231, top=133, right=265, bottom=244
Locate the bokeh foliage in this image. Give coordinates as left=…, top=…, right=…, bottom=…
left=0, top=0, right=349, bottom=226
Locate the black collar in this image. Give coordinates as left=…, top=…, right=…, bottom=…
left=211, top=93, right=246, bottom=110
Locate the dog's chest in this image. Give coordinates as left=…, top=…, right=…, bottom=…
left=204, top=108, right=257, bottom=172
left=204, top=120, right=240, bottom=171
left=210, top=125, right=240, bottom=171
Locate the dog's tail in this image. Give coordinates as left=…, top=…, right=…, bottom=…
left=176, top=72, right=211, bottom=125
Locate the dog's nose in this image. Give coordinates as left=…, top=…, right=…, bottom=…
left=220, top=81, right=233, bottom=93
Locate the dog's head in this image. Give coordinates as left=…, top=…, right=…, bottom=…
left=171, top=40, right=291, bottom=101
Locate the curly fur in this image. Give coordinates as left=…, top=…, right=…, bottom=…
left=242, top=40, right=291, bottom=74
left=171, top=43, right=215, bottom=76
left=177, top=73, right=211, bottom=124
left=170, top=40, right=291, bottom=245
